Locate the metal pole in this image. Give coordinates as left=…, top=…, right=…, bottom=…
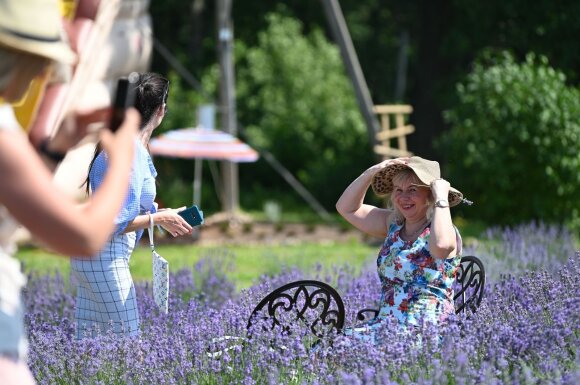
left=193, top=158, right=203, bottom=207
left=217, top=0, right=239, bottom=214
left=320, top=0, right=380, bottom=149
left=394, top=30, right=409, bottom=102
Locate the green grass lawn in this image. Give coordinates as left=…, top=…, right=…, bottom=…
left=14, top=218, right=496, bottom=290
left=15, top=241, right=377, bottom=290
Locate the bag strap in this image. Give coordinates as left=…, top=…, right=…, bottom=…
left=147, top=212, right=155, bottom=252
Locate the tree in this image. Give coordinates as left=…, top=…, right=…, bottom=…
left=236, top=13, right=373, bottom=207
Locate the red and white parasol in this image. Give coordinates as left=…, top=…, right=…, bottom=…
left=149, top=127, right=259, bottom=208
left=149, top=127, right=258, bottom=162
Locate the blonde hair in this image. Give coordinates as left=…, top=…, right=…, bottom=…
left=0, top=46, right=19, bottom=90
left=388, top=168, right=434, bottom=225
left=0, top=46, right=50, bottom=101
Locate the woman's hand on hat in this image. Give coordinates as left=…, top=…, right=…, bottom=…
left=371, top=157, right=409, bottom=171
left=430, top=178, right=450, bottom=199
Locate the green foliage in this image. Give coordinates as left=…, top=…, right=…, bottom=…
left=152, top=71, right=224, bottom=212
left=236, top=13, right=374, bottom=207
left=156, top=71, right=207, bottom=135
left=440, top=52, right=580, bottom=229
left=148, top=2, right=580, bottom=215
left=445, top=0, right=580, bottom=84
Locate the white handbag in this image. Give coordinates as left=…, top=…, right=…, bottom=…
left=148, top=213, right=169, bottom=314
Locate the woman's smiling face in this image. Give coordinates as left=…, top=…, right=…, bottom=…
left=391, top=171, right=431, bottom=221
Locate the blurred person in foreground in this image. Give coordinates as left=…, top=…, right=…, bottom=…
left=336, top=156, right=466, bottom=344
left=72, top=72, right=193, bottom=339
left=0, top=0, right=139, bottom=383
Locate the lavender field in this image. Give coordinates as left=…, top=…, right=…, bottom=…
left=24, top=222, right=579, bottom=384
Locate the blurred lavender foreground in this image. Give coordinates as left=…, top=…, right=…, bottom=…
left=24, top=223, right=579, bottom=384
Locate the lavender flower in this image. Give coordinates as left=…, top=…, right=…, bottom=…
left=20, top=224, right=579, bottom=384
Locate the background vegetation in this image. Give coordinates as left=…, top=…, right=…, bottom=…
left=440, top=52, right=580, bottom=228
left=147, top=1, right=580, bottom=231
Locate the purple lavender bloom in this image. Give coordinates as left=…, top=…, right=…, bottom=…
left=19, top=224, right=579, bottom=384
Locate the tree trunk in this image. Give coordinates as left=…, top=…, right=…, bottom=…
left=408, top=0, right=453, bottom=161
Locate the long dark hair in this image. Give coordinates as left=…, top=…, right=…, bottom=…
left=83, top=72, right=169, bottom=195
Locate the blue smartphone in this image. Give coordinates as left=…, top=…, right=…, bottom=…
left=178, top=205, right=204, bottom=227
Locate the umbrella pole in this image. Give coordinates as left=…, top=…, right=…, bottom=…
left=193, top=158, right=203, bottom=207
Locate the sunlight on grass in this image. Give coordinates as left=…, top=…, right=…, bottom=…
left=14, top=218, right=498, bottom=290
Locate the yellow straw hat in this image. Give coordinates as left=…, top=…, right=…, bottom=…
left=0, top=0, right=76, bottom=63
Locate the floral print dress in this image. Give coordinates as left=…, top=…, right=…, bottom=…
left=345, top=222, right=462, bottom=344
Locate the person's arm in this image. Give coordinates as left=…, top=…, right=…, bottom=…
left=31, top=107, right=110, bottom=172
left=123, top=208, right=193, bottom=237
left=336, top=158, right=407, bottom=238
left=428, top=178, right=457, bottom=259
left=0, top=109, right=140, bottom=256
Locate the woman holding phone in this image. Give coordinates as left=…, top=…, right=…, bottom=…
left=0, top=0, right=139, bottom=383
left=72, top=72, right=193, bottom=339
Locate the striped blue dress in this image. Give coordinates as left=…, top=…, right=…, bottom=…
left=71, top=141, right=157, bottom=339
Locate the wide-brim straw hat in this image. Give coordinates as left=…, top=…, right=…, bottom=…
left=371, top=156, right=465, bottom=207
left=0, top=0, right=76, bottom=64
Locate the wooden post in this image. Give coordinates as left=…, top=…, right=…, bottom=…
left=373, top=105, right=414, bottom=159
left=216, top=0, right=239, bottom=215
left=320, top=0, right=381, bottom=149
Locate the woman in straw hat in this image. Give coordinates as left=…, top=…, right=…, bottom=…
left=0, top=0, right=139, bottom=383
left=336, top=156, right=466, bottom=343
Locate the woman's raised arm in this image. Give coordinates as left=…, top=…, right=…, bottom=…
left=0, top=109, right=140, bottom=256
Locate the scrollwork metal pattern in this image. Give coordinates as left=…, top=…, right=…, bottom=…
left=247, top=280, right=345, bottom=338
left=453, top=255, right=485, bottom=314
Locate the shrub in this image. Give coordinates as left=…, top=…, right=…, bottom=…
left=236, top=13, right=374, bottom=208
left=440, top=52, right=580, bottom=230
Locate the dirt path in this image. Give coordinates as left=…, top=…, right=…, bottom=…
left=156, top=221, right=370, bottom=246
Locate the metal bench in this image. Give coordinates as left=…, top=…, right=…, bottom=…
left=247, top=280, right=345, bottom=340
left=208, top=256, right=485, bottom=357
left=250, top=256, right=485, bottom=337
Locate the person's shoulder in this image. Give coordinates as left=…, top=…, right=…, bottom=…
left=386, top=219, right=400, bottom=234
left=132, top=140, right=156, bottom=176
left=89, top=150, right=108, bottom=177
left=95, top=149, right=108, bottom=163
left=135, top=140, right=151, bottom=159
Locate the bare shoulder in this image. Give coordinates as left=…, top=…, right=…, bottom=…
left=0, top=129, right=29, bottom=169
